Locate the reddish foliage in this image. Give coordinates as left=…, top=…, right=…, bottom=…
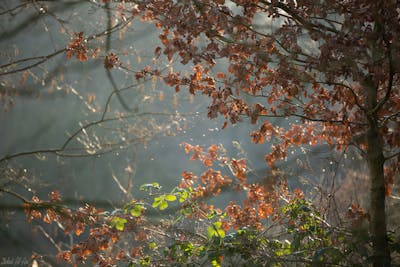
left=66, top=32, right=88, bottom=61
left=103, top=53, right=120, bottom=69
left=178, top=143, right=287, bottom=232
left=23, top=191, right=149, bottom=267
left=133, top=2, right=400, bottom=194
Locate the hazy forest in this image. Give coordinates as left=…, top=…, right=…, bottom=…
left=0, top=1, right=399, bottom=266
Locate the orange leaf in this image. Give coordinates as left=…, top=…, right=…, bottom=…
left=258, top=203, right=273, bottom=219
left=183, top=143, right=192, bottom=154
left=182, top=171, right=194, bottom=180
left=208, top=144, right=218, bottom=159
left=75, top=223, right=85, bottom=236
left=251, top=131, right=264, bottom=144
left=216, top=72, right=226, bottom=79
left=203, top=157, right=213, bottom=167
left=83, top=249, right=91, bottom=256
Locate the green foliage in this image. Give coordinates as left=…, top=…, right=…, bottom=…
left=124, top=201, right=144, bottom=217
left=207, top=221, right=225, bottom=239
left=152, top=193, right=177, bottom=210
left=177, top=188, right=190, bottom=203
left=110, top=216, right=127, bottom=231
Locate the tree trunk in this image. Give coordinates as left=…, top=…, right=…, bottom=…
left=365, top=80, right=391, bottom=266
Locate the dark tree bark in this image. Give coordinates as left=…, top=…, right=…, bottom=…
left=365, top=77, right=391, bottom=266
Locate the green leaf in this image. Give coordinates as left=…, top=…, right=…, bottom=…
left=164, top=194, right=177, bottom=201
left=211, top=259, right=221, bottom=267
left=182, top=242, right=194, bottom=253
left=182, top=206, right=193, bottom=216
left=283, top=240, right=291, bottom=255
left=140, top=256, right=151, bottom=266
left=179, top=190, right=189, bottom=202
left=152, top=197, right=162, bottom=208
left=148, top=242, right=157, bottom=250
left=207, top=222, right=225, bottom=239
left=214, top=221, right=223, bottom=229
left=207, top=210, right=217, bottom=219
left=159, top=201, right=168, bottom=210
left=110, top=217, right=127, bottom=231
left=151, top=195, right=170, bottom=210
left=130, top=204, right=143, bottom=217
left=207, top=226, right=216, bottom=238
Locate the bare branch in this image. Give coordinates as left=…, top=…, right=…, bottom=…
left=0, top=49, right=66, bottom=76
left=0, top=187, right=30, bottom=203
left=0, top=2, right=26, bottom=16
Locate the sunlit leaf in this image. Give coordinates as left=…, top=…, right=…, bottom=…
left=159, top=201, right=168, bottom=210
left=207, top=222, right=225, bottom=239
left=111, top=217, right=127, bottom=231
left=164, top=194, right=177, bottom=201
left=148, top=242, right=157, bottom=250
left=130, top=204, right=143, bottom=217
left=211, top=259, right=221, bottom=267
left=179, top=190, right=189, bottom=203
left=152, top=197, right=162, bottom=208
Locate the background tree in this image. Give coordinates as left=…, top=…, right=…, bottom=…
left=132, top=1, right=399, bottom=266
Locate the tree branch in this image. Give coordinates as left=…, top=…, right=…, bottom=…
left=104, top=1, right=135, bottom=112
left=0, top=187, right=29, bottom=203
left=0, top=49, right=66, bottom=76
left=0, top=10, right=133, bottom=77
left=0, top=110, right=194, bottom=163
left=368, top=38, right=395, bottom=115
left=258, top=112, right=366, bottom=126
